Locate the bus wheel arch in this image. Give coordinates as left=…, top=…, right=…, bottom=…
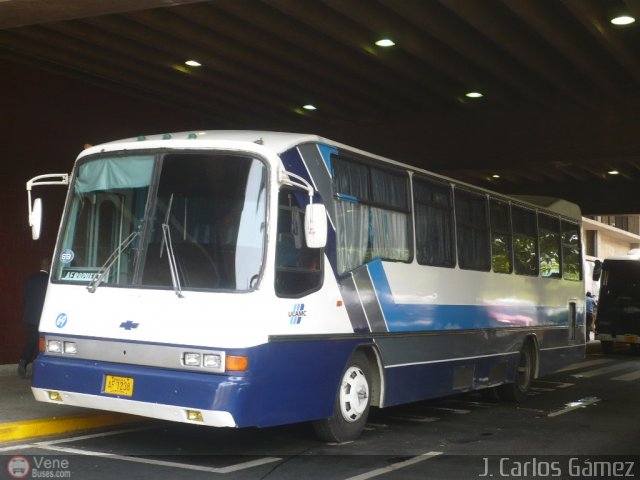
left=499, top=336, right=538, bottom=403
left=312, top=347, right=380, bottom=443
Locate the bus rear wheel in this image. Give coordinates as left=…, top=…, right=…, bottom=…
left=499, top=341, right=534, bottom=403
left=312, top=351, right=371, bottom=443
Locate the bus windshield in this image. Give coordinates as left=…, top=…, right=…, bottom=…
left=55, top=152, right=267, bottom=292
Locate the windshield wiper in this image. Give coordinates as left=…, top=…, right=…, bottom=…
left=162, top=223, right=183, bottom=298
left=159, top=194, right=183, bottom=298
left=87, top=231, right=139, bottom=293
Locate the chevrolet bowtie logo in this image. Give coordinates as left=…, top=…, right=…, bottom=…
left=119, top=321, right=140, bottom=330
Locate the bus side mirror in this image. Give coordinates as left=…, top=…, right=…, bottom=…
left=30, top=198, right=43, bottom=240
left=305, top=203, right=327, bottom=249
left=592, top=259, right=602, bottom=282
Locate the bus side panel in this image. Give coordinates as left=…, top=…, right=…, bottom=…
left=377, top=331, right=520, bottom=406
left=376, top=327, right=583, bottom=406
left=383, top=355, right=518, bottom=406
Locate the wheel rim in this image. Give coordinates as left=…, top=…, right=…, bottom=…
left=516, top=347, right=532, bottom=392
left=339, top=366, right=369, bottom=423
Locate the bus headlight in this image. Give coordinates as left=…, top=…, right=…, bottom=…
left=63, top=341, right=78, bottom=354
left=47, top=340, right=63, bottom=353
left=183, top=352, right=201, bottom=367
left=203, top=354, right=222, bottom=369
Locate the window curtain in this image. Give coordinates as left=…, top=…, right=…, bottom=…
left=336, top=201, right=370, bottom=273
left=370, top=207, right=409, bottom=261
left=336, top=202, right=409, bottom=273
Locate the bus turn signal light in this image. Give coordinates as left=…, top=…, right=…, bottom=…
left=226, top=355, right=248, bottom=372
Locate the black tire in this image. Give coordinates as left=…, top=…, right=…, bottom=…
left=498, top=341, right=534, bottom=403
left=312, top=351, right=372, bottom=443
left=601, top=341, right=614, bottom=354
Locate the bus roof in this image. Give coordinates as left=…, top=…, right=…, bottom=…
left=101, top=130, right=326, bottom=155
left=85, top=130, right=581, bottom=222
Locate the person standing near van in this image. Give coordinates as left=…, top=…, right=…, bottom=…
left=17, top=258, right=50, bottom=378
left=586, top=291, right=597, bottom=341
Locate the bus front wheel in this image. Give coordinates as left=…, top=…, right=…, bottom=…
left=499, top=341, right=534, bottom=403
left=313, top=351, right=371, bottom=443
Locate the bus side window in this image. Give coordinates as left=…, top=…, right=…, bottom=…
left=539, top=214, right=561, bottom=278
left=414, top=178, right=455, bottom=268
left=562, top=221, right=582, bottom=281
left=489, top=198, right=513, bottom=274
left=275, top=190, right=323, bottom=297
left=454, top=189, right=490, bottom=271
left=512, top=205, right=538, bottom=276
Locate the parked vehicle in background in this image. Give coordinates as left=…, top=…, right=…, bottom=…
left=594, top=250, right=640, bottom=354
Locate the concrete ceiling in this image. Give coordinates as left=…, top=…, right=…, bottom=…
left=1, top=0, right=639, bottom=214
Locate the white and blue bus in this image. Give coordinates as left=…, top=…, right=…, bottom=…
left=27, top=131, right=585, bottom=442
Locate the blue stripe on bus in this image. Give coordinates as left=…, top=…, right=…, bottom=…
left=366, top=258, right=573, bottom=332
left=317, top=143, right=338, bottom=176
left=336, top=193, right=358, bottom=203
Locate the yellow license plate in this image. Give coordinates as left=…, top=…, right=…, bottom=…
left=624, top=336, right=637, bottom=344
left=104, top=375, right=134, bottom=397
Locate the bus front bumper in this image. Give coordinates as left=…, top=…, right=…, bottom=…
left=31, top=355, right=254, bottom=428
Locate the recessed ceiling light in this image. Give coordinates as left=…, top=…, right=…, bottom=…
left=302, top=104, right=317, bottom=110
left=611, top=15, right=635, bottom=25
left=492, top=174, right=500, bottom=179
left=375, top=39, right=395, bottom=47
left=465, top=91, right=483, bottom=98
left=608, top=170, right=620, bottom=175
left=185, top=60, right=202, bottom=67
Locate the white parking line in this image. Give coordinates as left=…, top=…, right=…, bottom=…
left=429, top=407, right=471, bottom=414
left=389, top=414, right=439, bottom=423
left=556, top=358, right=612, bottom=373
left=2, top=425, right=281, bottom=474
left=547, top=397, right=601, bottom=417
left=572, top=362, right=634, bottom=378
left=36, top=444, right=281, bottom=474
left=612, top=370, right=640, bottom=382
left=0, top=426, right=151, bottom=452
left=343, top=451, right=443, bottom=480
left=532, top=381, right=574, bottom=389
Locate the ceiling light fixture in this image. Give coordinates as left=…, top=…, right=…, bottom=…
left=302, top=104, right=317, bottom=110
left=375, top=39, right=395, bottom=47
left=611, top=14, right=635, bottom=25
left=608, top=170, right=620, bottom=175
left=492, top=174, right=500, bottom=179
left=465, top=91, right=483, bottom=98
left=185, top=60, right=202, bottom=67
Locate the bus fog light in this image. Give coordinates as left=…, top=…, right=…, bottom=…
left=183, top=352, right=201, bottom=366
left=63, top=341, right=78, bottom=354
left=203, top=354, right=222, bottom=369
left=186, top=409, right=204, bottom=422
left=48, top=391, right=63, bottom=401
left=47, top=340, right=62, bottom=353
